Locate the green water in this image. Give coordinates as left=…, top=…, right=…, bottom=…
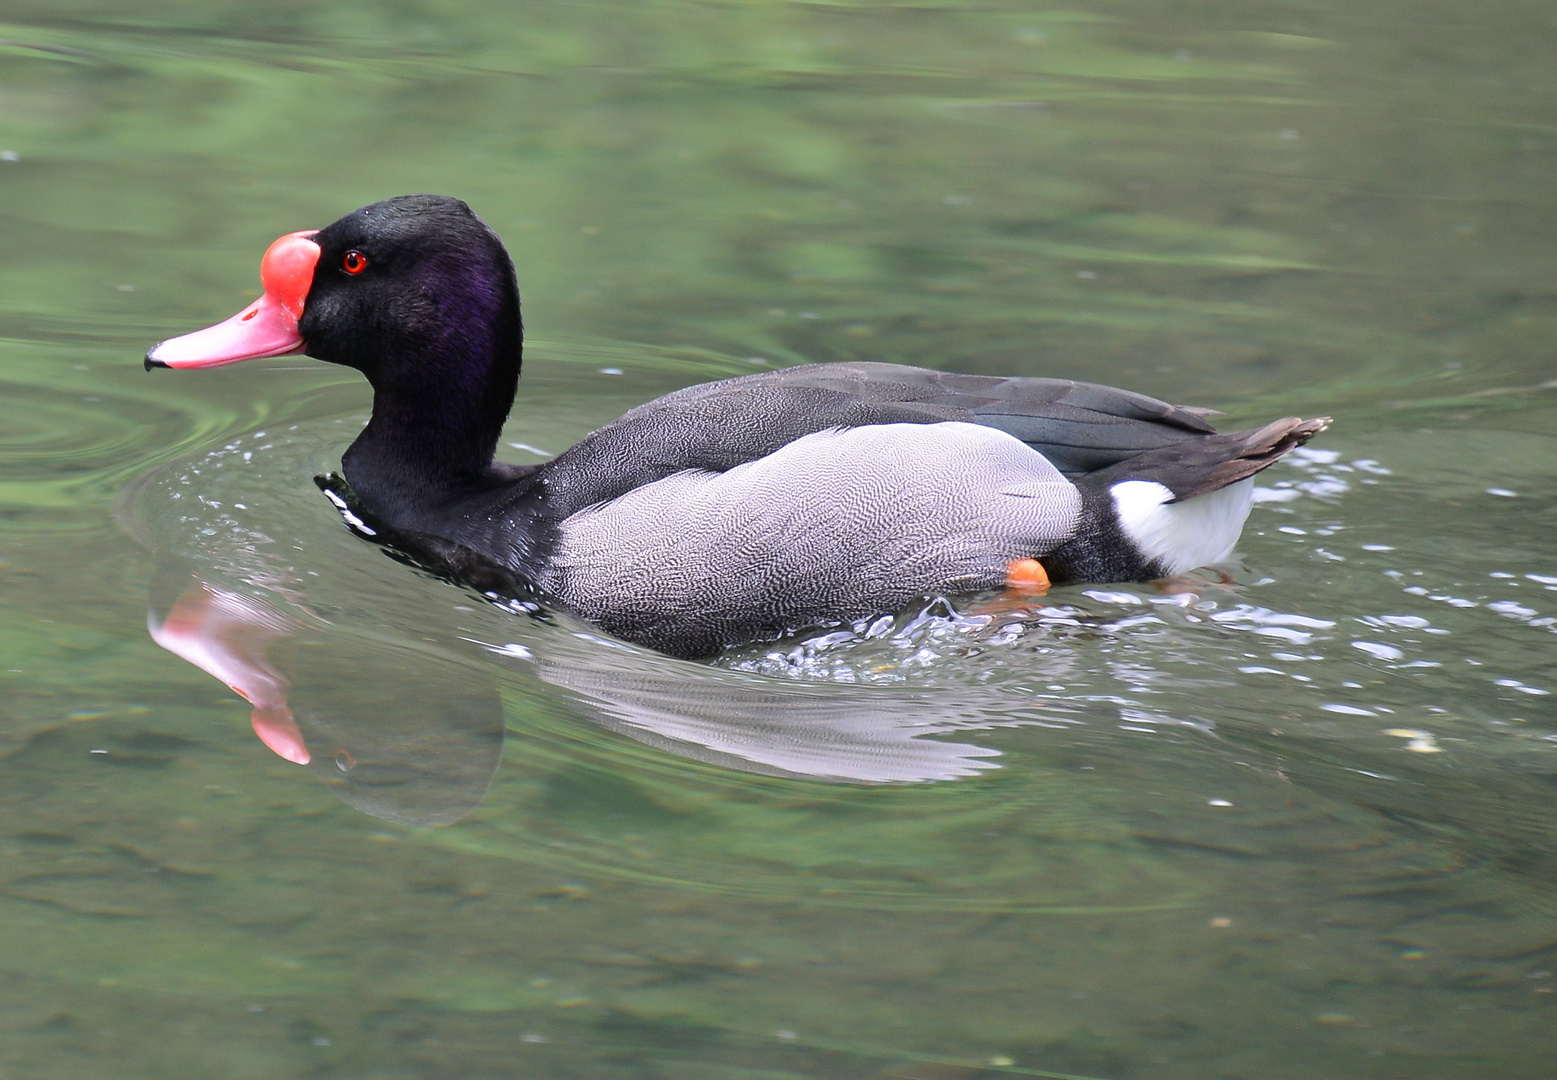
left=3, top=2, right=1555, bottom=1077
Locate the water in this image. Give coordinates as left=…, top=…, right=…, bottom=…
left=2, top=2, right=1555, bottom=1077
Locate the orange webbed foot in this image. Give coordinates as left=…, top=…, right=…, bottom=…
left=967, top=558, right=1052, bottom=618
left=1005, top=558, right=1051, bottom=594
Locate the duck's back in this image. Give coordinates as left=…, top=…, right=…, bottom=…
left=532, top=361, right=1218, bottom=519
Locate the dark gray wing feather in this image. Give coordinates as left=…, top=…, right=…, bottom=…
left=535, top=361, right=1240, bottom=518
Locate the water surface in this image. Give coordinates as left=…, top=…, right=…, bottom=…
left=2, top=2, right=1554, bottom=1077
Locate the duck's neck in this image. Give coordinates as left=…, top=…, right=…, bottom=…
left=341, top=329, right=522, bottom=520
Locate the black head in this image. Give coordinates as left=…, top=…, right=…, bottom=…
left=307, top=197, right=524, bottom=493
left=145, top=195, right=525, bottom=500
left=301, top=196, right=521, bottom=394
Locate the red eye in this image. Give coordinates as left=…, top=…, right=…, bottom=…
left=342, top=250, right=368, bottom=275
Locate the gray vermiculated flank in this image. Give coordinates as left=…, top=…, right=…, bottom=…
left=539, top=422, right=1082, bottom=658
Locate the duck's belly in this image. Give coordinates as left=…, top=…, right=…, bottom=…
left=538, top=422, right=1082, bottom=658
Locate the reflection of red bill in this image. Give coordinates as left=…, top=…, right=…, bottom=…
left=248, top=705, right=310, bottom=766
left=145, top=231, right=319, bottom=370
left=148, top=582, right=311, bottom=764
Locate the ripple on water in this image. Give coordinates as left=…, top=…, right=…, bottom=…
left=0, top=375, right=224, bottom=525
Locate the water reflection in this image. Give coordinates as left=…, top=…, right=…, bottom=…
left=143, top=538, right=1084, bottom=839
left=148, top=565, right=505, bottom=827
left=148, top=553, right=1094, bottom=826
left=521, top=631, right=1057, bottom=784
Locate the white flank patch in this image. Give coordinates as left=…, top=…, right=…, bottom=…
left=1109, top=477, right=1254, bottom=576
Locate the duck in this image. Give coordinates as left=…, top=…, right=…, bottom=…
left=146, top=195, right=1329, bottom=659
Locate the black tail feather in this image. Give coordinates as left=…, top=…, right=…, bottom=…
left=1091, top=416, right=1332, bottom=502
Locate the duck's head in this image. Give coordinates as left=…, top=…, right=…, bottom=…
left=147, top=195, right=523, bottom=485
